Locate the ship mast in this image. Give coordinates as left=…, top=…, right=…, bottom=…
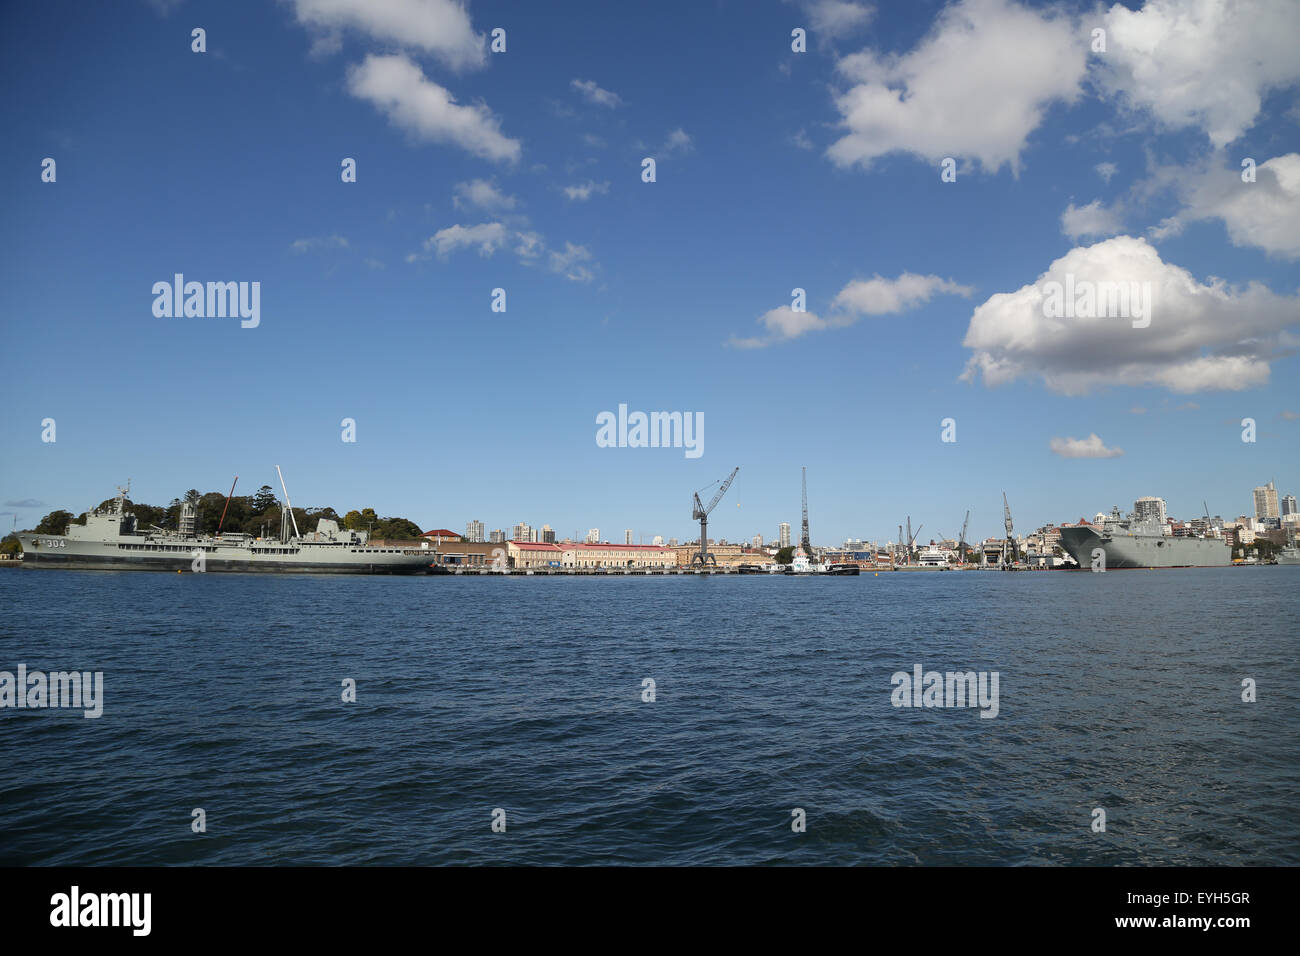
left=275, top=465, right=300, bottom=539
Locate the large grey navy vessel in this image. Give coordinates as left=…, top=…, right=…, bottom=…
left=17, top=483, right=434, bottom=574
left=1058, top=503, right=1231, bottom=569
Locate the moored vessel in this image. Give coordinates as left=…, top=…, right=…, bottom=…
left=17, top=480, right=434, bottom=574
left=1058, top=503, right=1231, bottom=569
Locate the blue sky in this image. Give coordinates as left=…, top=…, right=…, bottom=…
left=2, top=0, right=1297, bottom=546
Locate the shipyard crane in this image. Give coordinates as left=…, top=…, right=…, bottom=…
left=1001, top=492, right=1018, bottom=569
left=691, top=467, right=740, bottom=566
left=958, top=510, right=970, bottom=564
left=907, top=520, right=923, bottom=563
left=897, top=524, right=904, bottom=566
left=799, top=467, right=813, bottom=557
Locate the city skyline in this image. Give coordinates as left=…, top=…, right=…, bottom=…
left=2, top=0, right=1297, bottom=546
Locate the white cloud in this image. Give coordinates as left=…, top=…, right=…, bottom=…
left=1095, top=0, right=1300, bottom=148
left=582, top=132, right=607, bottom=149
left=1152, top=153, right=1300, bottom=260
left=730, top=273, right=971, bottom=348
left=1049, top=434, right=1124, bottom=458
left=570, top=79, right=621, bottom=108
left=791, top=129, right=814, bottom=151
left=661, top=128, right=693, bottom=155
left=833, top=272, right=973, bottom=314
left=563, top=180, right=610, bottom=201
left=827, top=0, right=1085, bottom=173
left=1095, top=162, right=1117, bottom=183
left=453, top=178, right=516, bottom=212
left=289, top=0, right=484, bottom=71
left=960, top=235, right=1300, bottom=395
left=416, top=222, right=508, bottom=259
left=409, top=223, right=595, bottom=281
left=802, top=0, right=874, bottom=36
left=728, top=307, right=832, bottom=349
left=347, top=54, right=520, bottom=163
left=1061, top=199, right=1124, bottom=239
left=290, top=234, right=350, bottom=253
left=514, top=231, right=543, bottom=259
left=548, top=242, right=594, bottom=282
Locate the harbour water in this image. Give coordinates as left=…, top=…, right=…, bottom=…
left=1, top=568, right=1296, bottom=865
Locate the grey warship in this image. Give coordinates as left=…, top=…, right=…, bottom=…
left=1058, top=502, right=1230, bottom=569
left=17, top=482, right=434, bottom=574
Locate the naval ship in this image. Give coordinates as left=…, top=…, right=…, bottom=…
left=1058, top=503, right=1231, bottom=569
left=17, top=483, right=434, bottom=574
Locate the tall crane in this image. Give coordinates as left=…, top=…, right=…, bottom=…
left=799, top=467, right=812, bottom=557
left=907, top=520, right=923, bottom=563
left=691, top=467, right=740, bottom=566
left=958, top=510, right=970, bottom=564
left=1001, top=492, right=1018, bottom=569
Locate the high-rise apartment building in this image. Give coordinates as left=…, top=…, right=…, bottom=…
left=779, top=522, right=791, bottom=548
left=1254, top=481, right=1279, bottom=519
left=465, top=520, right=485, bottom=543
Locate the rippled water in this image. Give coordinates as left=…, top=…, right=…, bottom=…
left=1, top=567, right=1296, bottom=865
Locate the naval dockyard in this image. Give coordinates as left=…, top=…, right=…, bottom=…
left=2, top=467, right=1296, bottom=574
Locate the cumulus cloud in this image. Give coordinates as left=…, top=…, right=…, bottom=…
left=347, top=54, right=520, bottom=163
left=960, top=235, right=1300, bottom=395
left=1095, top=162, right=1117, bottom=183
left=801, top=0, right=874, bottom=36
left=453, top=178, right=516, bottom=212
left=1152, top=153, right=1300, bottom=260
left=1049, top=434, right=1124, bottom=458
left=833, top=273, right=973, bottom=314
left=1061, top=199, right=1123, bottom=239
left=1095, top=0, right=1300, bottom=148
left=412, top=222, right=508, bottom=259
left=289, top=0, right=485, bottom=71
left=570, top=79, right=621, bottom=108
left=563, top=180, right=610, bottom=201
left=827, top=0, right=1085, bottom=173
left=728, top=307, right=834, bottom=349
left=408, top=223, right=595, bottom=281
left=729, top=272, right=972, bottom=348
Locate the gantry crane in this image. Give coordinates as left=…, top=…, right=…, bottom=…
left=957, top=509, right=970, bottom=564
left=799, top=467, right=813, bottom=557
left=1001, top=492, right=1018, bottom=568
left=691, top=467, right=740, bottom=566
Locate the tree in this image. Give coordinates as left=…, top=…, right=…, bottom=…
left=344, top=508, right=378, bottom=531
left=775, top=546, right=795, bottom=565
left=34, top=511, right=73, bottom=535
left=1, top=533, right=20, bottom=555
left=251, top=485, right=277, bottom=515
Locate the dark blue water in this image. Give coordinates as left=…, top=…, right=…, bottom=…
left=1, top=568, right=1296, bottom=865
